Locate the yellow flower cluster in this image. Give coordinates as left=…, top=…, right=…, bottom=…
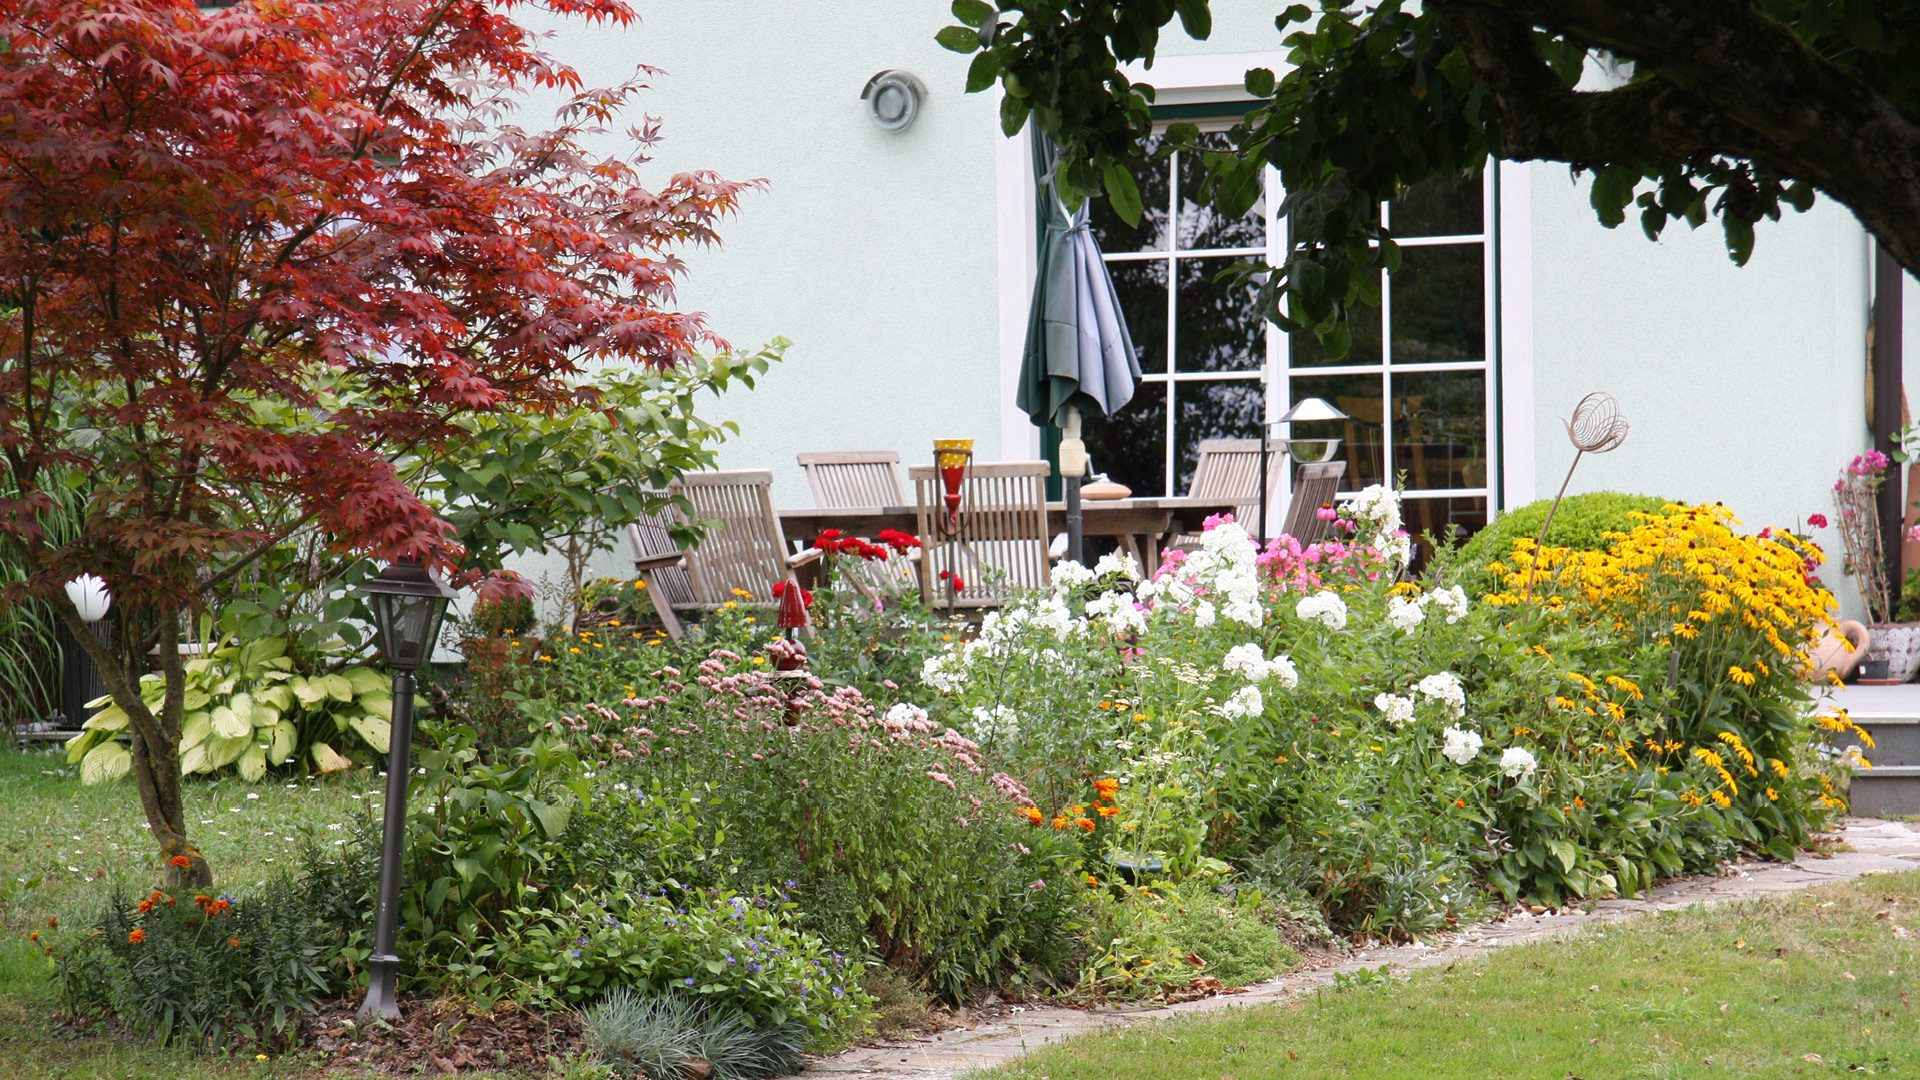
left=1485, top=503, right=1834, bottom=671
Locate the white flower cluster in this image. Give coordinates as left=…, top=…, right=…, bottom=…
left=1221, top=642, right=1300, bottom=688
left=1085, top=591, right=1148, bottom=636
left=1386, top=595, right=1425, bottom=633
left=1424, top=584, right=1469, bottom=624
left=884, top=702, right=927, bottom=728
left=1373, top=692, right=1415, bottom=728
left=1500, top=746, right=1538, bottom=779
left=1295, top=590, right=1348, bottom=631
left=1145, top=521, right=1264, bottom=627
left=1415, top=671, right=1466, bottom=718
left=970, top=704, right=1021, bottom=742
left=1220, top=684, right=1264, bottom=719
left=1344, top=483, right=1402, bottom=535
left=1440, top=725, right=1483, bottom=765
left=918, top=593, right=1080, bottom=694
left=1093, top=549, right=1142, bottom=581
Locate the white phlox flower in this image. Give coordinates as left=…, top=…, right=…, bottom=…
left=1441, top=725, right=1483, bottom=765
left=1374, top=692, right=1415, bottom=728
left=1386, top=595, right=1425, bottom=633
left=1295, top=590, right=1348, bottom=631
left=1424, top=584, right=1469, bottom=624
left=1500, top=746, right=1538, bottom=780
left=1415, top=671, right=1467, bottom=718
left=1220, top=684, right=1264, bottom=719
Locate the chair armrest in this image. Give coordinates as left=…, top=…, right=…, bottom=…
left=634, top=552, right=685, bottom=572
left=786, top=546, right=824, bottom=568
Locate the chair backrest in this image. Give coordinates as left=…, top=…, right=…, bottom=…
left=676, top=470, right=793, bottom=607
left=909, top=460, right=1050, bottom=608
left=796, top=451, right=906, bottom=508
left=625, top=503, right=698, bottom=613
left=1280, top=460, right=1348, bottom=545
left=1188, top=438, right=1264, bottom=527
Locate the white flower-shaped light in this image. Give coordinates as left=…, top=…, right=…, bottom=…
left=65, top=574, right=112, bottom=623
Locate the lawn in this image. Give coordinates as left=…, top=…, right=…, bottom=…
left=975, top=869, right=1920, bottom=1080
left=0, top=746, right=386, bottom=1079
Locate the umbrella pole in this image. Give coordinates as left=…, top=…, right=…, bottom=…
left=1059, top=405, right=1087, bottom=564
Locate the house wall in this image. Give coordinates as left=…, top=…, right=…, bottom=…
left=497, top=4, right=1914, bottom=622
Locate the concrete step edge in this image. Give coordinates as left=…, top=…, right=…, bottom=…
left=1852, top=765, right=1920, bottom=778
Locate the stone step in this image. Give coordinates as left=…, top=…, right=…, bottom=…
left=1851, top=718, right=1920, bottom=767
left=1849, top=765, right=1920, bottom=818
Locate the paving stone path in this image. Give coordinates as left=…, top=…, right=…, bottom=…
left=799, top=817, right=1920, bottom=1079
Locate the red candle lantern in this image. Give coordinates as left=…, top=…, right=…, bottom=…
left=932, top=438, right=973, bottom=536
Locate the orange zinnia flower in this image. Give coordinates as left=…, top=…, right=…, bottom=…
left=1051, top=815, right=1068, bottom=830
left=127, top=929, right=146, bottom=944
left=1075, top=818, right=1096, bottom=832
left=1093, top=778, right=1119, bottom=799
left=1096, top=805, right=1119, bottom=818
left=194, top=894, right=213, bottom=908
left=168, top=855, right=192, bottom=868
left=1021, top=806, right=1044, bottom=825
left=136, top=899, right=154, bottom=913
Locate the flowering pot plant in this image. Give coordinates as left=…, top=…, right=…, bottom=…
left=1830, top=449, right=1920, bottom=681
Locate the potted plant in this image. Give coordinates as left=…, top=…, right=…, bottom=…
left=459, top=570, right=539, bottom=670
left=1832, top=450, right=1920, bottom=683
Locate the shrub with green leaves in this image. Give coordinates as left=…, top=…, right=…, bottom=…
left=1076, top=879, right=1296, bottom=1001
left=65, top=636, right=397, bottom=783
left=53, top=850, right=367, bottom=1046
left=1449, top=491, right=1670, bottom=589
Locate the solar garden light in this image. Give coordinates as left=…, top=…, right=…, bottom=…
left=356, top=557, right=455, bottom=1020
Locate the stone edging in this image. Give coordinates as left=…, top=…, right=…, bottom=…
left=800, top=818, right=1920, bottom=1079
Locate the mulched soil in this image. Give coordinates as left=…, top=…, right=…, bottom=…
left=301, top=996, right=581, bottom=1075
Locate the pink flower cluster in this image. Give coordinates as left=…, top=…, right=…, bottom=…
left=1255, top=533, right=1398, bottom=591
left=1849, top=449, right=1891, bottom=476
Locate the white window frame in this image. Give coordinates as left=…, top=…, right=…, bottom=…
left=994, top=52, right=1522, bottom=533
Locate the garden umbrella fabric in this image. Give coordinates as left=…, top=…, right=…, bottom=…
left=1015, top=129, right=1140, bottom=429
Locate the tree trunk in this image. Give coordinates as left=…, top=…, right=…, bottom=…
left=56, top=602, right=212, bottom=888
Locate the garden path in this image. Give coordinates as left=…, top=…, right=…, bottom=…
left=798, top=817, right=1920, bottom=1079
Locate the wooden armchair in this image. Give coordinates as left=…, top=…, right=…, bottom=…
left=625, top=470, right=819, bottom=640
left=909, top=460, right=1050, bottom=610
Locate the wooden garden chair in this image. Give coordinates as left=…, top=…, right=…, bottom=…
left=1188, top=438, right=1264, bottom=527
left=624, top=470, right=819, bottom=640
left=909, top=460, right=1050, bottom=610
left=1280, top=459, right=1348, bottom=545
left=796, top=450, right=907, bottom=508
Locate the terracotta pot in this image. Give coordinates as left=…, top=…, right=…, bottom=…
left=1863, top=622, right=1920, bottom=683
left=1804, top=619, right=1871, bottom=682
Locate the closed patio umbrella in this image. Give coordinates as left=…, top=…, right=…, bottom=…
left=1015, top=127, right=1141, bottom=563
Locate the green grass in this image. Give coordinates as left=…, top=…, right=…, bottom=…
left=0, top=746, right=384, bottom=1079
left=976, top=871, right=1920, bottom=1080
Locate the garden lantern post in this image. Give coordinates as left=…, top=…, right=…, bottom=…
left=1257, top=398, right=1346, bottom=546
left=357, top=558, right=456, bottom=1020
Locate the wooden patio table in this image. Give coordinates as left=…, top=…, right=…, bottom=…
left=777, top=495, right=1242, bottom=579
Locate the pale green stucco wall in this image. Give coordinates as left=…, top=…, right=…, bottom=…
left=494, top=5, right=1915, bottom=623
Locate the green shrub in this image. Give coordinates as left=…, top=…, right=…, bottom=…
left=54, top=849, right=366, bottom=1046
left=495, top=887, right=869, bottom=1048
left=581, top=989, right=807, bottom=1080
left=1449, top=491, right=1670, bottom=589
left=1077, top=880, right=1296, bottom=1000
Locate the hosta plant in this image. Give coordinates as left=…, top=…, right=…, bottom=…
left=66, top=637, right=396, bottom=783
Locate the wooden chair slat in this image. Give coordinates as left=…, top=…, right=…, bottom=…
left=797, top=451, right=906, bottom=509
left=908, top=460, right=1049, bottom=609
left=1280, top=460, right=1348, bottom=545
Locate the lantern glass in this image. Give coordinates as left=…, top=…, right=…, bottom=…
left=361, top=560, right=456, bottom=672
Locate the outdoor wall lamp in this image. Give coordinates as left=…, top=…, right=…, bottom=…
left=357, top=557, right=455, bottom=1020
left=1257, top=397, right=1348, bottom=546
left=861, top=70, right=926, bottom=131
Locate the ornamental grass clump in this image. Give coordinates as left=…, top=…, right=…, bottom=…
left=580, top=989, right=806, bottom=1080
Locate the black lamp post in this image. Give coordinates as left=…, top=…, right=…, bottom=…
left=357, top=557, right=456, bottom=1020
left=1257, top=397, right=1347, bottom=546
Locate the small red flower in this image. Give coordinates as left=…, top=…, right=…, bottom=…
left=127, top=929, right=145, bottom=944
left=877, top=528, right=922, bottom=552
left=168, top=855, right=192, bottom=869
left=771, top=580, right=814, bottom=606
left=1807, top=513, right=1829, bottom=529
left=46, top=917, right=57, bottom=929
left=136, top=899, right=154, bottom=913
left=937, top=570, right=966, bottom=593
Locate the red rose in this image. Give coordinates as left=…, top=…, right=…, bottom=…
left=878, top=528, right=922, bottom=551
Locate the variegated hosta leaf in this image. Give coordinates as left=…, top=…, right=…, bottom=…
left=203, top=733, right=252, bottom=771
left=321, top=673, right=355, bottom=702
left=343, top=667, right=388, bottom=697
left=210, top=704, right=250, bottom=740
left=237, top=744, right=268, bottom=782
left=267, top=719, right=297, bottom=765
left=311, top=741, right=353, bottom=773
left=80, top=741, right=132, bottom=785
left=348, top=714, right=391, bottom=754
left=83, top=704, right=129, bottom=732
left=181, top=711, right=214, bottom=750
left=291, top=676, right=328, bottom=707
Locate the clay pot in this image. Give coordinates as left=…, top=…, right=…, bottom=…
left=1863, top=621, right=1920, bottom=684
left=1804, top=619, right=1871, bottom=682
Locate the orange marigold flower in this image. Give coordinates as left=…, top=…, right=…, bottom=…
left=194, top=894, right=213, bottom=908
left=1075, top=818, right=1096, bottom=832
left=47, top=917, right=57, bottom=929
left=28, top=931, right=39, bottom=942
left=1093, top=778, right=1120, bottom=799
left=227, top=937, right=243, bottom=948
left=127, top=929, right=146, bottom=944
left=168, top=855, right=192, bottom=868
left=1051, top=815, right=1068, bottom=830
left=1021, top=806, right=1044, bottom=825
left=136, top=899, right=154, bottom=913
left=1096, top=805, right=1120, bottom=818
left=206, top=900, right=231, bottom=917
left=1453, top=798, right=1466, bottom=809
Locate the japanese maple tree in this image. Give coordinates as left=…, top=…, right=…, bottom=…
left=0, top=0, right=749, bottom=885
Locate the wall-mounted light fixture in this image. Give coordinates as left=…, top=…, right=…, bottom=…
left=861, top=70, right=926, bottom=132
